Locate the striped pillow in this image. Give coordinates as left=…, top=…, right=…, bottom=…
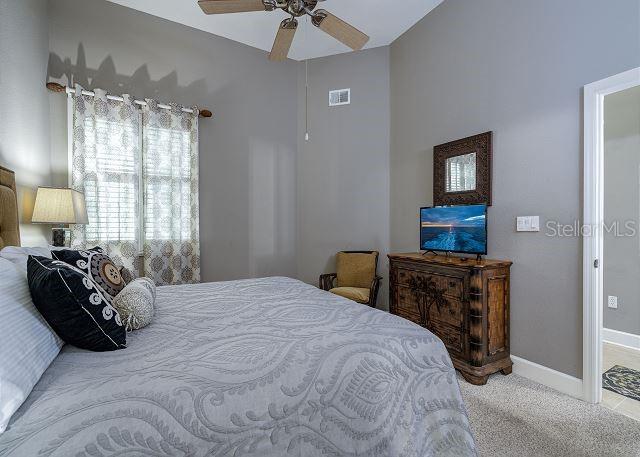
left=0, top=258, right=63, bottom=434
left=0, top=246, right=51, bottom=276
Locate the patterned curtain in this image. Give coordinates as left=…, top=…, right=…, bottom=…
left=141, top=99, right=200, bottom=285
left=70, top=85, right=142, bottom=275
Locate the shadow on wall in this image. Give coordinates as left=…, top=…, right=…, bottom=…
left=46, top=43, right=298, bottom=282
left=46, top=43, right=217, bottom=189
left=47, top=44, right=208, bottom=105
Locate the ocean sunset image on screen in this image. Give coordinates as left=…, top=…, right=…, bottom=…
left=420, top=205, right=487, bottom=255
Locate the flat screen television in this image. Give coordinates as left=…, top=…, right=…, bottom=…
left=420, top=204, right=488, bottom=255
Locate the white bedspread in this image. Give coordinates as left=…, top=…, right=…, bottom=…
left=0, top=277, right=476, bottom=456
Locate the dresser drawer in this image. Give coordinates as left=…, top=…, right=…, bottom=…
left=430, top=296, right=464, bottom=328
left=394, top=307, right=422, bottom=326
left=397, top=285, right=464, bottom=328
left=396, top=286, right=417, bottom=312
left=393, top=288, right=420, bottom=323
left=395, top=268, right=464, bottom=300
left=430, top=320, right=464, bottom=355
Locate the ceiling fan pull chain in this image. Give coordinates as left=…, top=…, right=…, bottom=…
left=304, top=15, right=310, bottom=142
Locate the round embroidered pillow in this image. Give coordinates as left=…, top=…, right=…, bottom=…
left=51, top=247, right=126, bottom=302
left=112, top=278, right=156, bottom=331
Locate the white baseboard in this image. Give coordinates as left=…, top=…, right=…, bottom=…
left=603, top=328, right=640, bottom=350
left=511, top=355, right=583, bottom=400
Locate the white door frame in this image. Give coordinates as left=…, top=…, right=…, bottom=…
left=583, top=66, right=640, bottom=404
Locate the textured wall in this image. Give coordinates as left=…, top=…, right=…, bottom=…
left=603, top=86, right=640, bottom=336
left=48, top=0, right=299, bottom=282
left=296, top=48, right=391, bottom=308
left=390, top=0, right=640, bottom=377
left=0, top=0, right=51, bottom=246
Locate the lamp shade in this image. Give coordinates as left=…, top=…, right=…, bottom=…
left=31, top=187, right=89, bottom=225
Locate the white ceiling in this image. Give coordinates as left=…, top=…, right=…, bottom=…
left=105, top=0, right=444, bottom=61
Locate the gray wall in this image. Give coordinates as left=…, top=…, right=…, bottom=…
left=296, top=48, right=391, bottom=308
left=604, top=86, right=640, bottom=336
left=31, top=0, right=640, bottom=375
left=0, top=0, right=51, bottom=246
left=390, top=0, right=640, bottom=377
left=47, top=0, right=392, bottom=300
left=48, top=0, right=299, bottom=282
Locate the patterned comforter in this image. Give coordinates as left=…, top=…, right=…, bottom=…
left=0, top=277, right=476, bottom=456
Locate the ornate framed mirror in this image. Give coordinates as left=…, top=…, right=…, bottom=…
left=433, top=131, right=492, bottom=206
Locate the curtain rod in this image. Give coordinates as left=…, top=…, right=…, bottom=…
left=46, top=82, right=213, bottom=119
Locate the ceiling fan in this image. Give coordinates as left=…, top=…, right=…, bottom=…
left=198, top=0, right=370, bottom=61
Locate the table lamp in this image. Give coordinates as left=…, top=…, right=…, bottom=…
left=31, top=187, right=89, bottom=247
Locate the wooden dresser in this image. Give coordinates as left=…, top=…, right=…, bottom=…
left=388, top=253, right=513, bottom=385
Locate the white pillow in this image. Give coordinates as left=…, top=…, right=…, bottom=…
left=0, top=257, right=63, bottom=433
left=112, top=278, right=156, bottom=331
left=0, top=246, right=51, bottom=276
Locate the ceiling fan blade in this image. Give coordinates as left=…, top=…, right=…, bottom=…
left=312, top=10, right=369, bottom=51
left=269, top=19, right=298, bottom=62
left=198, top=0, right=267, bottom=14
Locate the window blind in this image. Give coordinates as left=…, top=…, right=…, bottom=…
left=79, top=116, right=140, bottom=244
left=143, top=125, right=194, bottom=241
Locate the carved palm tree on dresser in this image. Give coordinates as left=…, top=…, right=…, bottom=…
left=407, top=276, right=449, bottom=328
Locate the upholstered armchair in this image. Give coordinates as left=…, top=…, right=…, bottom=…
left=319, top=251, right=382, bottom=308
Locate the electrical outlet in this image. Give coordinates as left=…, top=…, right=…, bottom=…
left=608, top=296, right=618, bottom=309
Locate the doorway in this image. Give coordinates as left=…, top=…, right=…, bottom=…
left=583, top=67, right=640, bottom=411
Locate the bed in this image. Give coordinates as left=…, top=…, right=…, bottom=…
left=0, top=167, right=477, bottom=457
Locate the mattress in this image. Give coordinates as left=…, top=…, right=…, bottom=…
left=0, top=277, right=476, bottom=456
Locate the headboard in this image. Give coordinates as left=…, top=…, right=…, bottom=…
left=0, top=165, right=20, bottom=249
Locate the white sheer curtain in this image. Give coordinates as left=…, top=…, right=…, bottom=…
left=69, top=85, right=142, bottom=275
left=69, top=86, right=200, bottom=284
left=142, top=99, right=200, bottom=285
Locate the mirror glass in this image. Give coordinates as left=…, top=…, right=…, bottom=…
left=445, top=152, right=477, bottom=193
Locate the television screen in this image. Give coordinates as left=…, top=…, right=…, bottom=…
left=420, top=205, right=487, bottom=255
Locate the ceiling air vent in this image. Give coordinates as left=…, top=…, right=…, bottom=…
left=329, top=88, right=351, bottom=107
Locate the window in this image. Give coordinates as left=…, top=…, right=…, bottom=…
left=69, top=88, right=200, bottom=284
left=143, top=124, right=194, bottom=242
left=81, top=116, right=140, bottom=243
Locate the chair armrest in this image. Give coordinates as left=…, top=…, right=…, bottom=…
left=369, top=276, right=383, bottom=308
left=319, top=273, right=337, bottom=291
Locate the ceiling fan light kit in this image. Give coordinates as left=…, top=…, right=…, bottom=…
left=198, top=0, right=370, bottom=61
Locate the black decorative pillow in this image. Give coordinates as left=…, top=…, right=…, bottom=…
left=27, top=256, right=126, bottom=352
left=51, top=247, right=125, bottom=302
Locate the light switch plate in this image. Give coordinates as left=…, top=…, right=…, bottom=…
left=608, top=296, right=618, bottom=309
left=517, top=216, right=540, bottom=232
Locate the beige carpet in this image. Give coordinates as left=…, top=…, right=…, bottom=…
left=459, top=373, right=640, bottom=456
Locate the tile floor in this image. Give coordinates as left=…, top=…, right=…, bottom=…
left=601, top=342, right=640, bottom=421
